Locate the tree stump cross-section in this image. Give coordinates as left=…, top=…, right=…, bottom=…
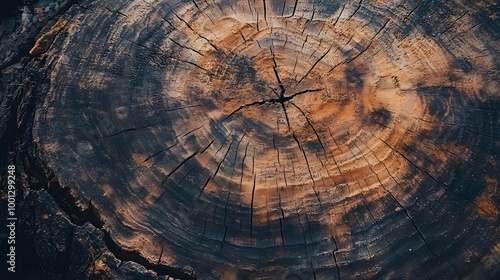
left=27, top=0, right=499, bottom=278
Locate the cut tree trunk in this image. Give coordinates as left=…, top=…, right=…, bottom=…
left=4, top=0, right=500, bottom=279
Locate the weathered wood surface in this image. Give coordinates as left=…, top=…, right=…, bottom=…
left=4, top=0, right=500, bottom=278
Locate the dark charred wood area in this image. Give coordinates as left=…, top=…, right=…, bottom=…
left=1, top=0, right=499, bottom=279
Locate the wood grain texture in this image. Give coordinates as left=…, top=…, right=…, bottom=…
left=23, top=0, right=499, bottom=278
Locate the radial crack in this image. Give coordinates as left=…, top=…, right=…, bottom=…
left=297, top=47, right=331, bottom=85
left=289, top=101, right=325, bottom=150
